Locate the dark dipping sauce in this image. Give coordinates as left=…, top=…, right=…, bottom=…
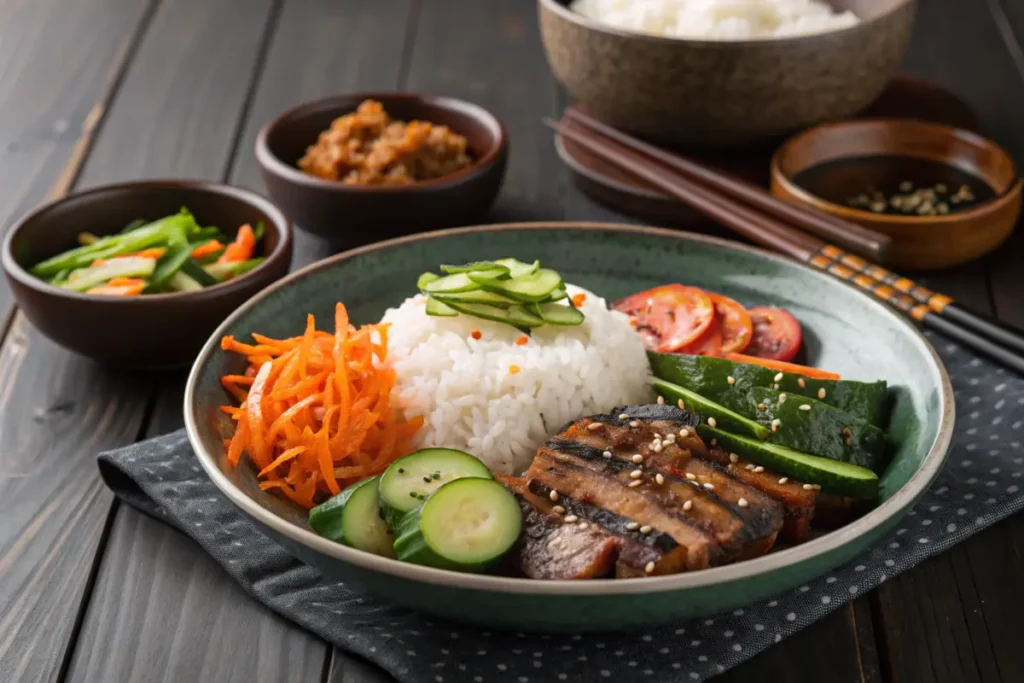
left=792, top=155, right=996, bottom=217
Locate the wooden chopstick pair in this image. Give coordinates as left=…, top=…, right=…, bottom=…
left=546, top=110, right=1024, bottom=375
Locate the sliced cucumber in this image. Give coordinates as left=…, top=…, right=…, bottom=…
left=168, top=271, right=203, bottom=292
left=308, top=476, right=396, bottom=557
left=379, top=448, right=493, bottom=527
left=422, top=269, right=505, bottom=295
left=469, top=268, right=563, bottom=303
left=752, top=387, right=888, bottom=472
left=650, top=377, right=770, bottom=441
left=697, top=426, right=879, bottom=499
left=534, top=302, right=585, bottom=326
left=544, top=286, right=568, bottom=303
left=440, top=261, right=509, bottom=275
left=493, top=258, right=540, bottom=278
left=180, top=258, right=219, bottom=286
left=647, top=352, right=889, bottom=426
left=417, top=272, right=440, bottom=289
left=433, top=288, right=519, bottom=307
left=393, top=477, right=522, bottom=572
left=60, top=256, right=157, bottom=292
left=204, top=259, right=266, bottom=282
left=146, top=242, right=193, bottom=292
left=425, top=297, right=458, bottom=317
left=443, top=300, right=544, bottom=327
left=774, top=374, right=889, bottom=428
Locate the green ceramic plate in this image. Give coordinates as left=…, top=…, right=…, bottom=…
left=185, top=223, right=953, bottom=632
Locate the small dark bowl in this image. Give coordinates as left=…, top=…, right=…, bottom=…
left=2, top=180, right=293, bottom=369
left=255, top=92, right=508, bottom=244
left=770, top=119, right=1022, bottom=269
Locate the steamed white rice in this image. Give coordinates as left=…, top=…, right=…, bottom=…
left=571, top=0, right=860, bottom=40
left=381, top=285, right=654, bottom=475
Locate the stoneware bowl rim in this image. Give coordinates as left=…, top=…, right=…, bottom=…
left=1, top=178, right=293, bottom=304
left=255, top=91, right=509, bottom=194
left=770, top=117, right=1023, bottom=228
left=185, top=221, right=954, bottom=597
left=538, top=0, right=916, bottom=47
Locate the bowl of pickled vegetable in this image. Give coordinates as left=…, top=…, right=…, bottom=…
left=2, top=179, right=292, bottom=368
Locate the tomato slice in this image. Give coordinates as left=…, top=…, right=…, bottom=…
left=706, top=292, right=752, bottom=354
left=677, top=321, right=722, bottom=356
left=612, top=285, right=715, bottom=352
left=744, top=306, right=802, bottom=362
left=724, top=353, right=840, bottom=380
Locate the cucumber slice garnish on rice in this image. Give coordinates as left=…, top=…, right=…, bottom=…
left=492, top=258, right=540, bottom=278
left=425, top=297, right=458, bottom=317
left=423, top=270, right=505, bottom=294
left=444, top=300, right=544, bottom=327
left=417, top=259, right=581, bottom=329
left=379, top=448, right=493, bottom=527
left=393, top=477, right=522, bottom=572
left=534, top=302, right=585, bottom=326
left=468, top=268, right=563, bottom=303
left=433, top=288, right=519, bottom=307
left=440, top=261, right=510, bottom=275
left=417, top=272, right=440, bottom=289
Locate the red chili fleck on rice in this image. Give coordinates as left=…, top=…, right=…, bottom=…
left=571, top=293, right=587, bottom=307
left=516, top=335, right=529, bottom=346
left=470, top=329, right=482, bottom=340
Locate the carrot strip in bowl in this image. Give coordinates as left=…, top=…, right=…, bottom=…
left=191, top=240, right=224, bottom=260
left=218, top=224, right=256, bottom=264
left=219, top=303, right=422, bottom=509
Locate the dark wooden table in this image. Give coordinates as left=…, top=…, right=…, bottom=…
left=2, top=1, right=1023, bottom=681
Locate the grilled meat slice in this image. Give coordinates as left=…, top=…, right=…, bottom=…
left=498, top=477, right=687, bottom=578
left=526, top=404, right=784, bottom=569
left=543, top=438, right=779, bottom=561
left=702, top=446, right=818, bottom=544
left=526, top=447, right=722, bottom=570
left=526, top=480, right=689, bottom=578
left=517, top=500, right=620, bottom=579
left=556, top=405, right=784, bottom=559
left=499, top=476, right=617, bottom=579
left=578, top=404, right=815, bottom=545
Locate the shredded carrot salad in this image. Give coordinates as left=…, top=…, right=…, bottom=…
left=219, top=303, right=423, bottom=509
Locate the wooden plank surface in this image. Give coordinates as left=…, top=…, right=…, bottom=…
left=404, top=0, right=564, bottom=224
left=0, top=1, right=334, bottom=682
left=0, top=0, right=154, bottom=352
left=60, top=0, right=335, bottom=680
left=0, top=316, right=150, bottom=683
left=0, top=1, right=155, bottom=680
left=68, top=1, right=420, bottom=682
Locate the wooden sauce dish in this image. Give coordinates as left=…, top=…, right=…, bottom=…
left=770, top=119, right=1021, bottom=270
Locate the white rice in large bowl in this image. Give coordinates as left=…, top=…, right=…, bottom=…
left=381, top=285, right=654, bottom=474
left=571, top=0, right=860, bottom=40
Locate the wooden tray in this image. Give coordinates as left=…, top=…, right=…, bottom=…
left=556, top=76, right=979, bottom=228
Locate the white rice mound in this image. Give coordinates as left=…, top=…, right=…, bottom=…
left=380, top=285, right=654, bottom=475
left=571, top=0, right=859, bottom=41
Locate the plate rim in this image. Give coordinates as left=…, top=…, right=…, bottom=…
left=184, top=221, right=955, bottom=596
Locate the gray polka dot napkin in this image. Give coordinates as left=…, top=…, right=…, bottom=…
left=97, top=332, right=1024, bottom=683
